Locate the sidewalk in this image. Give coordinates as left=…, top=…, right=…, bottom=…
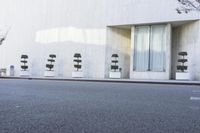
left=0, top=76, right=200, bottom=86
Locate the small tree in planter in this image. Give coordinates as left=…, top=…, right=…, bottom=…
left=72, top=53, right=83, bottom=78
left=109, top=54, right=121, bottom=79
left=21, top=55, right=28, bottom=71
left=44, top=54, right=56, bottom=77
left=177, top=52, right=188, bottom=72
left=46, top=54, right=56, bottom=71
left=20, top=54, right=30, bottom=77
left=74, top=53, right=82, bottom=71
left=176, top=52, right=189, bottom=80
left=111, top=54, right=119, bottom=72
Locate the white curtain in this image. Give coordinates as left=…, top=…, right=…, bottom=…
left=133, top=26, right=150, bottom=71
left=133, top=25, right=166, bottom=72
left=150, top=25, right=166, bottom=72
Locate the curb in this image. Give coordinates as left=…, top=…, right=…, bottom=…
left=0, top=76, right=200, bottom=86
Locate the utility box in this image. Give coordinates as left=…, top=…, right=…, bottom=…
left=7, top=65, right=15, bottom=76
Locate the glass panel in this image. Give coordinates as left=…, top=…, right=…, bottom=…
left=133, top=26, right=150, bottom=71
left=150, top=25, right=166, bottom=72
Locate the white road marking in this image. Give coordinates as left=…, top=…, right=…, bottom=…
left=190, top=97, right=200, bottom=100
left=189, top=106, right=200, bottom=110
left=192, top=90, right=200, bottom=93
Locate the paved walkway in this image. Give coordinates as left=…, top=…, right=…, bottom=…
left=0, top=76, right=200, bottom=85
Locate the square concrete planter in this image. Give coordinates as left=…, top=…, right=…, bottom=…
left=109, top=71, right=121, bottom=79
left=176, top=72, right=190, bottom=80
left=0, top=68, right=7, bottom=77
left=44, top=71, right=55, bottom=77
left=72, top=71, right=83, bottom=78
left=20, top=71, right=30, bottom=77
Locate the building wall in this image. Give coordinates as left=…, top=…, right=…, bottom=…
left=0, top=0, right=107, bottom=78
left=0, top=0, right=199, bottom=79
left=107, top=0, right=200, bottom=25
left=105, top=27, right=131, bottom=78
left=172, top=20, right=200, bottom=80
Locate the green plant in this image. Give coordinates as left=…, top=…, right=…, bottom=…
left=177, top=52, right=188, bottom=72
left=176, top=0, right=200, bottom=13
left=21, top=55, right=28, bottom=71
left=46, top=54, right=56, bottom=71
left=111, top=54, right=119, bottom=72
left=73, top=53, right=82, bottom=71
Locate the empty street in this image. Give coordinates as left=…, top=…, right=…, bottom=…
left=0, top=79, right=200, bottom=133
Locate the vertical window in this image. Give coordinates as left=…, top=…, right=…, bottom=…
left=150, top=25, right=166, bottom=71
left=133, top=26, right=150, bottom=71
left=133, top=25, right=166, bottom=72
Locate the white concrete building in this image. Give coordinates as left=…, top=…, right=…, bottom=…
left=0, top=0, right=199, bottom=80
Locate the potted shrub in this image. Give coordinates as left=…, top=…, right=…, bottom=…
left=20, top=54, right=30, bottom=77
left=44, top=54, right=56, bottom=77
left=72, top=53, right=83, bottom=78
left=109, top=54, right=121, bottom=79
left=176, top=52, right=189, bottom=80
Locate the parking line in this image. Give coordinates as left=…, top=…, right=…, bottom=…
left=190, top=97, right=200, bottom=100
left=192, top=90, right=200, bottom=93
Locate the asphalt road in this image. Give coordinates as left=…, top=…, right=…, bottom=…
left=0, top=79, right=200, bottom=133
